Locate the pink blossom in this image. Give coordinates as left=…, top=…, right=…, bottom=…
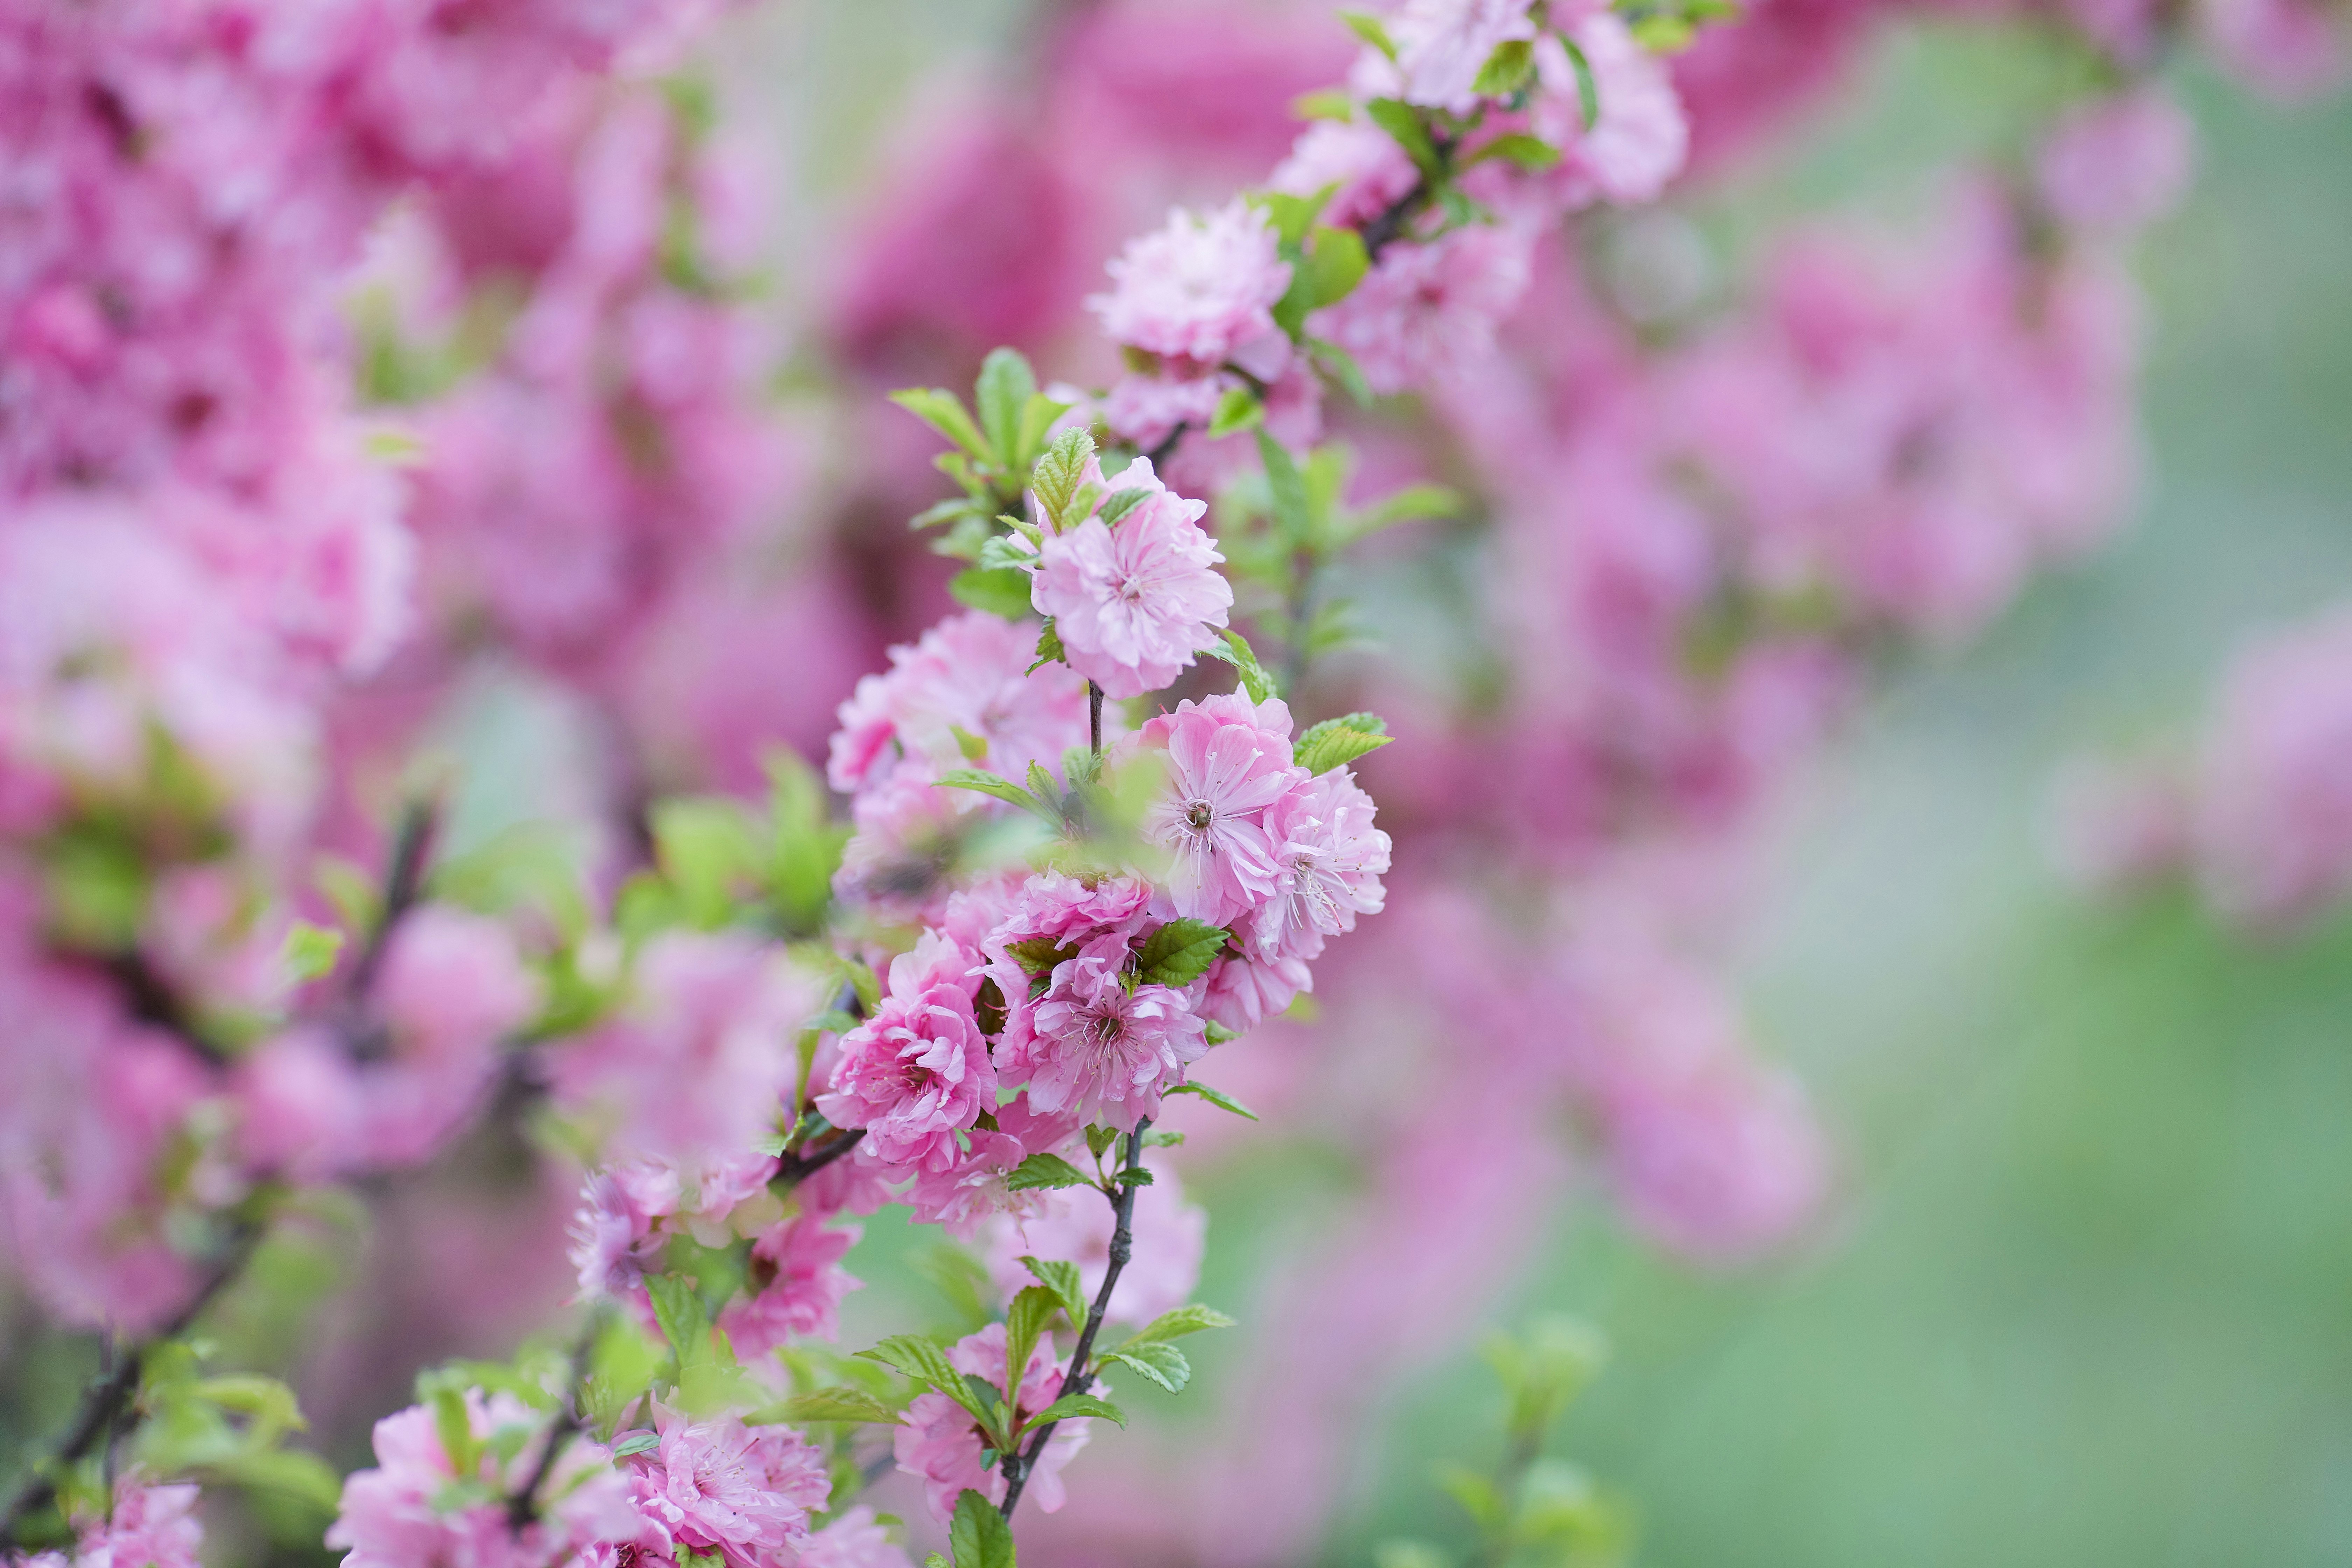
left=72, top=1479, right=202, bottom=1568
left=1029, top=457, right=1233, bottom=700
left=796, top=1507, right=912, bottom=1568
left=1197, top=949, right=1314, bottom=1035
left=903, top=1094, right=1086, bottom=1239
left=1383, top=0, right=1541, bottom=114
left=893, top=1324, right=1092, bottom=1524
left=1271, top=120, right=1420, bottom=230
left=1003, top=953, right=1208, bottom=1129
left=618, top=1407, right=830, bottom=1568
left=1100, top=372, right=1227, bottom=453
left=1088, top=202, right=1292, bottom=365
left=1308, top=222, right=1535, bottom=394
left=1250, top=768, right=1393, bottom=964
left=360, top=905, right=543, bottom=1168
left=1136, top=694, right=1304, bottom=925
left=552, top=932, right=821, bottom=1166
left=568, top=1168, right=668, bottom=1304
left=979, top=1157, right=1206, bottom=1326
left=2037, top=89, right=2198, bottom=236
left=1529, top=19, right=1689, bottom=208
left=980, top=871, right=1156, bottom=1006
left=718, top=1217, right=863, bottom=1354
left=814, top=932, right=995, bottom=1173
left=827, top=611, right=1090, bottom=798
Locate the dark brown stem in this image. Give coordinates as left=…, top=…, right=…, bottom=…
left=344, top=798, right=439, bottom=1001
left=0, top=1225, right=262, bottom=1541
left=998, top=1118, right=1149, bottom=1521
left=1087, top=683, right=1105, bottom=757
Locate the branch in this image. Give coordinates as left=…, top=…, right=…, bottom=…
left=998, top=1117, right=1150, bottom=1521
left=506, top=1311, right=606, bottom=1530
left=340, top=797, right=441, bottom=1061
left=0, top=1224, right=263, bottom=1542
left=1088, top=682, right=1105, bottom=757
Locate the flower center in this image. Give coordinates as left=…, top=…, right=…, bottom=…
left=1185, top=800, right=1214, bottom=831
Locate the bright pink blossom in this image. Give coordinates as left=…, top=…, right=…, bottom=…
left=1089, top=201, right=1292, bottom=365
left=815, top=933, right=995, bottom=1172
left=71, top=1479, right=203, bottom=1568
left=1308, top=222, right=1534, bottom=394
left=1029, top=458, right=1233, bottom=700
left=1003, top=953, right=1208, bottom=1129
left=619, top=1406, right=830, bottom=1568
left=827, top=611, right=1090, bottom=798
left=1136, top=694, right=1305, bottom=925
left=1250, top=767, right=1393, bottom=964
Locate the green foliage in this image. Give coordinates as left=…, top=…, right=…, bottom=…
left=1003, top=1287, right=1060, bottom=1400
left=1365, top=98, right=1444, bottom=181
left=1020, top=1257, right=1090, bottom=1328
left=1295, top=712, right=1397, bottom=775
left=1338, top=9, right=1399, bottom=61
left=911, top=1242, right=1001, bottom=1335
left=950, top=566, right=1038, bottom=622
left=1122, top=1304, right=1239, bottom=1346
left=1138, top=919, right=1232, bottom=988
left=949, top=1489, right=1017, bottom=1568
left=1004, top=1153, right=1095, bottom=1192
left=1098, top=486, right=1153, bottom=526
left=1202, top=628, right=1279, bottom=703
left=1028, top=1393, right=1126, bottom=1428
left=1469, top=133, right=1563, bottom=172
left=1474, top=37, right=1538, bottom=96
left=1208, top=387, right=1265, bottom=438
left=1030, top=427, right=1096, bottom=530
left=1163, top=1081, right=1260, bottom=1120
left=858, top=1336, right=1001, bottom=1438
left=1098, top=1341, right=1190, bottom=1394
left=279, top=920, right=346, bottom=982
left=933, top=770, right=1060, bottom=825
left=771, top=1387, right=902, bottom=1424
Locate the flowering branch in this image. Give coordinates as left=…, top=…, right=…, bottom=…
left=996, top=1116, right=1151, bottom=1522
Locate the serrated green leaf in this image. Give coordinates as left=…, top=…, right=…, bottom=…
left=1364, top=98, right=1444, bottom=181
left=1122, top=1304, right=1239, bottom=1346
left=1015, top=391, right=1069, bottom=470
left=1030, top=427, right=1096, bottom=528
left=1025, top=760, right=1063, bottom=814
left=1026, top=1393, right=1126, bottom=1429
left=1004, top=1153, right=1095, bottom=1192
left=1137, top=919, right=1231, bottom=988
left=1208, top=387, right=1264, bottom=438
left=950, top=1489, right=1016, bottom=1568
left=889, top=388, right=993, bottom=464
left=1472, top=36, right=1536, bottom=97
left=1028, top=620, right=1065, bottom=674
left=949, top=566, right=1038, bottom=622
left=858, top=1336, right=997, bottom=1430
left=1098, top=487, right=1152, bottom=526
left=1021, top=1256, right=1090, bottom=1328
left=1256, top=429, right=1311, bottom=547
left=1201, top=626, right=1278, bottom=703
left=772, top=1388, right=901, bottom=1425
left=975, top=349, right=1038, bottom=470
left=1294, top=714, right=1397, bottom=775
left=1004, top=1287, right=1059, bottom=1401
left=1164, top=1081, right=1259, bottom=1120
left=933, top=769, right=1049, bottom=818
left=1338, top=9, right=1398, bottom=60
left=647, top=1273, right=710, bottom=1369
left=1098, top=1342, right=1190, bottom=1393
left=609, top=1432, right=663, bottom=1457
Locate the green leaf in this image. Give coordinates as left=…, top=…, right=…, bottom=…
left=1472, top=37, right=1537, bottom=97
left=646, top=1272, right=711, bottom=1368
left=1346, top=483, right=1460, bottom=539
left=1201, top=626, right=1278, bottom=703
left=1083, top=1124, right=1121, bottom=1160
left=1098, top=487, right=1153, bottom=526
left=1469, top=132, right=1562, bottom=171
left=911, top=497, right=986, bottom=532
left=1164, top=1081, right=1260, bottom=1120
left=1293, top=88, right=1356, bottom=122
left=950, top=1488, right=1016, bottom=1568
left=1122, top=1304, right=1239, bottom=1346
left=1026, top=1393, right=1126, bottom=1429
left=1004, top=1153, right=1096, bottom=1192
left=1294, top=712, right=1397, bottom=775
left=1204, top=1021, right=1240, bottom=1045
left=889, top=388, right=993, bottom=464
left=1373, top=1540, right=1454, bottom=1568
left=609, top=1432, right=664, bottom=1457
left=1256, top=429, right=1311, bottom=548
left=1029, top=621, right=1065, bottom=674
left=1015, top=391, right=1069, bottom=471
left=857, top=1336, right=996, bottom=1429
left=1562, top=38, right=1600, bottom=131
left=1003, top=936, right=1076, bottom=975
left=1207, top=387, right=1264, bottom=439
left=651, top=796, right=763, bottom=927
left=1030, top=427, right=1096, bottom=528
left=933, top=769, right=1047, bottom=816
left=279, top=920, right=345, bottom=983
left=927, top=1555, right=952, bottom=1568
left=1302, top=226, right=1370, bottom=309
left=1142, top=1128, right=1186, bottom=1147
left=1256, top=188, right=1331, bottom=247
left=1136, top=919, right=1231, bottom=988
left=431, top=1385, right=478, bottom=1477
left=1004, top=1287, right=1059, bottom=1401
left=1098, top=1342, right=1190, bottom=1394
left=950, top=726, right=990, bottom=763
left=975, top=348, right=1039, bottom=470
left=1364, top=98, right=1444, bottom=181
left=950, top=566, right=1037, bottom=622
left=1338, top=9, right=1399, bottom=61
left=1629, top=12, right=1697, bottom=50
left=1021, top=1257, right=1089, bottom=1327
left=1307, top=338, right=1375, bottom=408
left=1435, top=1465, right=1507, bottom=1531
left=1025, top=760, right=1063, bottom=814
left=772, top=1388, right=901, bottom=1425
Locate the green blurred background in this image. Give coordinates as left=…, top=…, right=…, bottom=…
left=784, top=10, right=2352, bottom=1563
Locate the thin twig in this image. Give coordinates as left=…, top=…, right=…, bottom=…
left=1088, top=682, right=1105, bottom=757
left=998, top=1118, right=1150, bottom=1520
left=506, top=1311, right=607, bottom=1530
left=0, top=1225, right=262, bottom=1541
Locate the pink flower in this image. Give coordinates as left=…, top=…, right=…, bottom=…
left=568, top=1168, right=668, bottom=1303
left=718, top=1217, right=863, bottom=1354
left=902, top=1094, right=1085, bottom=1239
left=1308, top=222, right=1534, bottom=394
left=1382, top=0, right=1541, bottom=114
left=1100, top=372, right=1226, bottom=453
left=1029, top=457, right=1233, bottom=700
left=620, top=1406, right=830, bottom=1568
left=1271, top=120, right=1420, bottom=229
left=814, top=933, right=995, bottom=1172
left=1529, top=19, right=1689, bottom=208
left=73, top=1479, right=202, bottom=1568
left=2037, top=88, right=2198, bottom=236
left=979, top=1156, right=1206, bottom=1326
left=827, top=611, right=1090, bottom=798
left=1250, top=767, right=1393, bottom=964
left=1197, top=949, right=1314, bottom=1035
left=360, top=905, right=543, bottom=1167
left=980, top=871, right=1155, bottom=1004
left=796, top=1507, right=912, bottom=1568
left=892, top=1325, right=1092, bottom=1524
left=1003, top=954, right=1208, bottom=1129
left=1136, top=694, right=1305, bottom=925
left=1088, top=201, right=1292, bottom=365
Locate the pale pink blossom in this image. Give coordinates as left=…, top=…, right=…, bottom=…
left=1088, top=201, right=1292, bottom=365
left=1308, top=222, right=1534, bottom=394
left=815, top=932, right=995, bottom=1173
left=827, top=611, right=1089, bottom=798
left=2193, top=607, right=2352, bottom=927
left=1271, top=119, right=1420, bottom=229
left=1100, top=372, right=1226, bottom=453
left=1250, top=767, right=1393, bottom=964
left=71, top=1479, right=203, bottom=1568
left=1136, top=694, right=1304, bottom=925
left=1002, top=953, right=1208, bottom=1129
left=619, top=1406, right=830, bottom=1568
left=718, top=1217, right=863, bottom=1354
left=1384, top=0, right=1541, bottom=114
left=1197, top=949, right=1314, bottom=1035
left=892, top=1324, right=1092, bottom=1524
left=1530, top=18, right=1689, bottom=208
left=902, top=1094, right=1086, bottom=1239
left=360, top=905, right=543, bottom=1167
left=796, top=1507, right=912, bottom=1568
left=1030, top=457, right=1233, bottom=700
